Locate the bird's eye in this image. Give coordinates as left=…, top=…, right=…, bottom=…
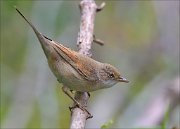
left=109, top=73, right=114, bottom=78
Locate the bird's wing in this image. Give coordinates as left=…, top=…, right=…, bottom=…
left=52, top=41, right=98, bottom=81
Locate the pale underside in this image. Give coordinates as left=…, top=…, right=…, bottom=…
left=48, top=54, right=116, bottom=92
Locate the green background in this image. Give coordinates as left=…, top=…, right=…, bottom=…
left=1, top=0, right=179, bottom=128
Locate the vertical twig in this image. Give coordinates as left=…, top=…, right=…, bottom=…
left=70, top=0, right=105, bottom=128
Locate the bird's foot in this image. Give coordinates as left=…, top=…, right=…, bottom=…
left=62, top=86, right=93, bottom=119
left=69, top=104, right=93, bottom=119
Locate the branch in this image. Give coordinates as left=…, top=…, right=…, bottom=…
left=77, top=0, right=96, bottom=57
left=70, top=0, right=105, bottom=128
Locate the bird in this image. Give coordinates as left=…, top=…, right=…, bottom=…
left=15, top=7, right=129, bottom=117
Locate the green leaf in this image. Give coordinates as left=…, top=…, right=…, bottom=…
left=101, top=119, right=114, bottom=129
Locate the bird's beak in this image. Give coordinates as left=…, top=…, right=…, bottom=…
left=118, top=76, right=129, bottom=83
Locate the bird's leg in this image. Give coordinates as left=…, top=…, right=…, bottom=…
left=62, top=86, right=93, bottom=119
left=62, top=86, right=80, bottom=105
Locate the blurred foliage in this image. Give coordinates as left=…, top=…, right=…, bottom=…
left=0, top=0, right=179, bottom=129
left=101, top=119, right=114, bottom=129
left=161, top=107, right=170, bottom=129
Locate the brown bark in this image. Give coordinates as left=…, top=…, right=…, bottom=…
left=70, top=0, right=105, bottom=129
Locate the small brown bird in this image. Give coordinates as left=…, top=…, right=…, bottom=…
left=15, top=7, right=129, bottom=116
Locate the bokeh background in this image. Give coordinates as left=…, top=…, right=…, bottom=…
left=1, top=0, right=179, bottom=128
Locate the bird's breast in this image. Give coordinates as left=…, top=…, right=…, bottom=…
left=47, top=56, right=114, bottom=92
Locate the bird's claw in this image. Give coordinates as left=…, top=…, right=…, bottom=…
left=69, top=104, right=93, bottom=119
